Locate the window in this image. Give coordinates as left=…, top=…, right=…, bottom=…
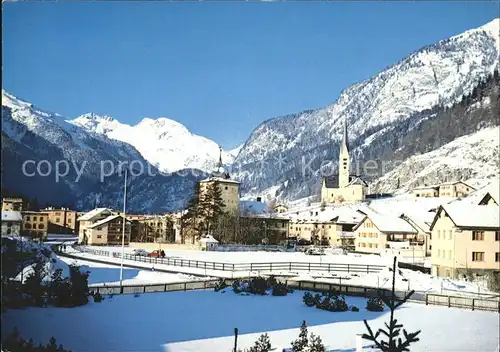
left=97, top=235, right=102, bottom=239
left=361, top=243, right=366, bottom=247
left=472, top=252, right=485, bottom=262
left=68, top=218, right=72, bottom=223
left=496, top=253, right=500, bottom=262
left=436, top=230, right=440, bottom=239
left=496, top=231, right=500, bottom=241
left=25, top=224, right=31, bottom=229
left=448, top=230, right=452, bottom=240
left=56, top=218, right=60, bottom=223
left=374, top=244, right=378, bottom=249
left=38, top=224, right=44, bottom=229
left=26, top=216, right=31, bottom=221
left=225, top=186, right=228, bottom=190
left=33, top=216, right=37, bottom=221
left=472, top=231, right=484, bottom=241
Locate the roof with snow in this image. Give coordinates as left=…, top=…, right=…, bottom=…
left=431, top=203, right=500, bottom=230
left=355, top=207, right=418, bottom=234
left=413, top=185, right=439, bottom=191
left=77, top=208, right=112, bottom=221
left=199, top=235, right=219, bottom=244
left=400, top=213, right=431, bottom=233
left=478, top=182, right=499, bottom=205
left=88, top=215, right=128, bottom=229
left=1, top=211, right=22, bottom=222
left=284, top=204, right=363, bottom=224
left=199, top=176, right=240, bottom=184
left=240, top=200, right=267, bottom=215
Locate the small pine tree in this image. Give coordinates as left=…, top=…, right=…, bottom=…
left=307, top=333, right=326, bottom=352
left=248, top=333, right=272, bottom=352
left=291, top=320, right=308, bottom=352
left=362, top=257, right=421, bottom=352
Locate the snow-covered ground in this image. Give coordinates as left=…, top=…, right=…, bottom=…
left=81, top=245, right=393, bottom=265
left=64, top=247, right=496, bottom=298
left=2, top=290, right=498, bottom=352
left=59, top=257, right=208, bottom=286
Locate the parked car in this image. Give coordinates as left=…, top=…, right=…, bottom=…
left=305, top=247, right=325, bottom=256
left=148, top=250, right=161, bottom=257
left=148, top=250, right=166, bottom=258
left=132, top=249, right=149, bottom=256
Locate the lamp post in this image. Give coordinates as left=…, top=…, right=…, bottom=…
left=119, top=168, right=128, bottom=288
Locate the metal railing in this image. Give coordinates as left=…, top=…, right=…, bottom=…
left=87, top=276, right=500, bottom=312
left=74, top=246, right=386, bottom=274
left=89, top=279, right=219, bottom=295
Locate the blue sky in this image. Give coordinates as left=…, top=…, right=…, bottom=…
left=3, top=2, right=498, bottom=149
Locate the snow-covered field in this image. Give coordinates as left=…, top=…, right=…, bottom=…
left=64, top=248, right=496, bottom=298
left=82, top=245, right=393, bottom=265
left=2, top=290, right=498, bottom=352
left=59, top=257, right=207, bottom=286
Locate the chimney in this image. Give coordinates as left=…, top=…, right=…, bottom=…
left=256, top=197, right=262, bottom=202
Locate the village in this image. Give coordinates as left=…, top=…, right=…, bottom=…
left=2, top=124, right=499, bottom=283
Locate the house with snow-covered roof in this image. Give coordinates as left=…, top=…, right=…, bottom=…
left=77, top=208, right=115, bottom=244
left=412, top=181, right=475, bottom=198
left=353, top=207, right=428, bottom=258
left=288, top=205, right=362, bottom=247
left=429, top=202, right=500, bottom=279
left=83, top=214, right=131, bottom=245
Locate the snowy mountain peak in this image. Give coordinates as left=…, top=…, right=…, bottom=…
left=451, top=18, right=499, bottom=50
left=2, top=89, right=33, bottom=110
left=71, top=113, right=123, bottom=135
left=70, top=114, right=234, bottom=173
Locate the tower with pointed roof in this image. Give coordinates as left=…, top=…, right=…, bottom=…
left=198, top=145, right=240, bottom=214
left=338, top=119, right=350, bottom=188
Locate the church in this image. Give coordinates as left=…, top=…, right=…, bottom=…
left=320, top=120, right=367, bottom=204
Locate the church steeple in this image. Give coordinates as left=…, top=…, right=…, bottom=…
left=338, top=118, right=350, bottom=188
left=341, top=117, right=349, bottom=154
left=217, top=146, right=223, bottom=171
left=211, top=146, right=230, bottom=179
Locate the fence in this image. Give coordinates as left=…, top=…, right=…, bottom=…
left=209, top=244, right=289, bottom=252
left=397, top=261, right=431, bottom=274
left=73, top=246, right=386, bottom=274
left=89, top=279, right=220, bottom=295
left=89, top=276, right=500, bottom=313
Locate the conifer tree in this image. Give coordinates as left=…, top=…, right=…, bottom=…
left=201, top=181, right=226, bottom=235
left=307, top=333, right=326, bottom=352
left=182, top=183, right=204, bottom=241
left=248, top=333, right=272, bottom=352
left=362, top=257, right=421, bottom=352
left=291, top=320, right=309, bottom=352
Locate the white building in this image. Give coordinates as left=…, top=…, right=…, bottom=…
left=2, top=211, right=22, bottom=236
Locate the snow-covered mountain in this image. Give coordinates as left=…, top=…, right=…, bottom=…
left=369, top=126, right=500, bottom=195
left=70, top=113, right=234, bottom=173
left=232, top=18, right=500, bottom=200
left=1, top=90, right=205, bottom=212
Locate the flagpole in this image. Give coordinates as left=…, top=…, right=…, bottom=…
left=119, top=168, right=128, bottom=288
